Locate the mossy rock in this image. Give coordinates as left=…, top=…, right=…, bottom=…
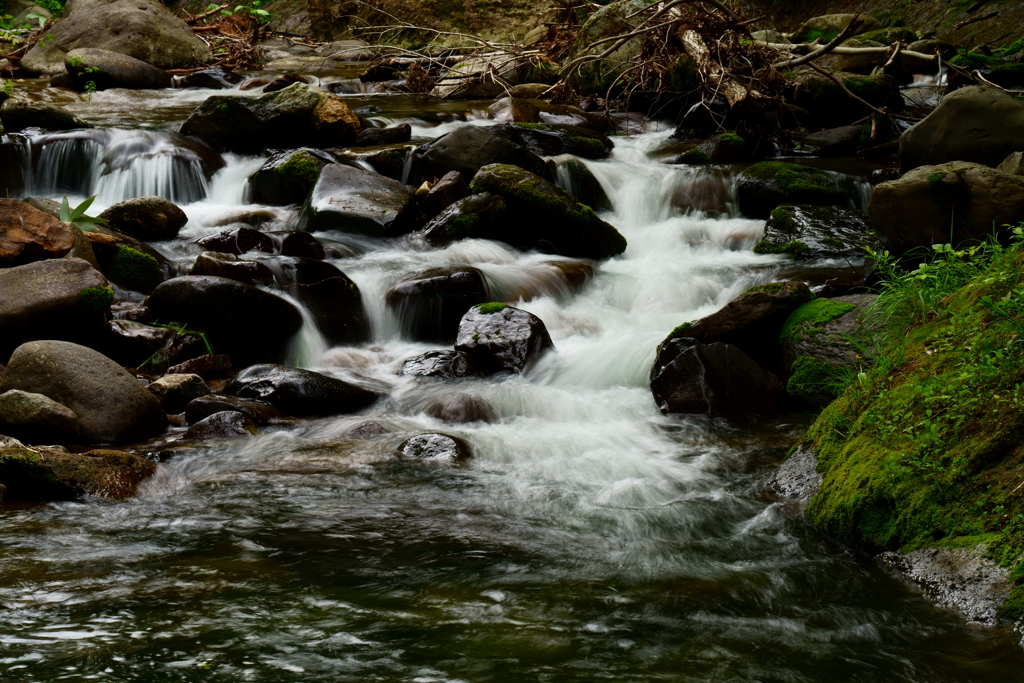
left=249, top=147, right=336, bottom=206
left=791, top=72, right=903, bottom=127
left=949, top=52, right=1024, bottom=87
left=0, top=446, right=157, bottom=502
left=736, top=162, right=850, bottom=218
left=786, top=355, right=849, bottom=406
left=675, top=148, right=713, bottom=165
left=792, top=13, right=884, bottom=44
left=853, top=27, right=919, bottom=44
left=754, top=204, right=874, bottom=260
left=557, top=158, right=612, bottom=213
left=97, top=245, right=164, bottom=294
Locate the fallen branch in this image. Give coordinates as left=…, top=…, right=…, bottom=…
left=771, top=14, right=863, bottom=69
left=183, top=3, right=228, bottom=24
left=808, top=63, right=923, bottom=122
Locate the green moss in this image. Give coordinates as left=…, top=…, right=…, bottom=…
left=564, top=136, right=607, bottom=159
left=277, top=151, right=320, bottom=180
left=800, top=28, right=839, bottom=44
left=779, top=298, right=857, bottom=343
left=743, top=282, right=786, bottom=296
left=676, top=148, right=712, bottom=165
left=76, top=286, right=114, bottom=317
left=476, top=302, right=506, bottom=314
left=742, top=161, right=840, bottom=196
left=787, top=355, right=848, bottom=406
left=926, top=171, right=946, bottom=186
left=854, top=27, right=919, bottom=44
left=719, top=132, right=746, bottom=150
left=668, top=56, right=698, bottom=91
left=767, top=207, right=798, bottom=233
left=669, top=321, right=693, bottom=337
left=108, top=246, right=162, bottom=293
left=514, top=123, right=550, bottom=130
left=950, top=52, right=1024, bottom=86
left=753, top=239, right=810, bottom=257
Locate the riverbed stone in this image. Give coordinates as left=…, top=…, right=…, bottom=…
left=0, top=445, right=157, bottom=501
left=224, top=364, right=382, bottom=416
left=412, top=126, right=552, bottom=185
left=352, top=122, right=412, bottom=147
left=868, top=162, right=1024, bottom=255
left=386, top=267, right=491, bottom=343
left=789, top=72, right=902, bottom=128
left=98, top=196, right=187, bottom=241
left=183, top=393, right=282, bottom=426
left=178, top=67, right=245, bottom=89
left=398, top=432, right=472, bottom=462
left=65, top=48, right=172, bottom=90
left=490, top=123, right=613, bottom=160
left=489, top=97, right=540, bottom=123
left=103, top=319, right=176, bottom=367
left=299, top=163, right=418, bottom=237
left=470, top=164, right=627, bottom=259
left=736, top=161, right=850, bottom=219
left=0, top=99, right=91, bottom=133
left=196, top=227, right=276, bottom=255
left=421, top=170, right=469, bottom=218
left=166, top=353, right=232, bottom=380
left=188, top=251, right=275, bottom=287
left=184, top=410, right=257, bottom=440
left=791, top=13, right=884, bottom=43
left=754, top=204, right=874, bottom=260
left=146, top=373, right=209, bottom=413
left=272, top=257, right=369, bottom=345
left=0, top=198, right=75, bottom=266
left=399, top=350, right=486, bottom=380
left=424, top=393, right=496, bottom=424
left=145, top=276, right=303, bottom=366
left=0, top=389, right=81, bottom=444
left=249, top=148, right=340, bottom=206
left=455, top=303, right=554, bottom=374
left=419, top=192, right=507, bottom=248
left=557, top=158, right=612, bottom=213
left=799, top=126, right=863, bottom=157
left=0, top=340, right=168, bottom=444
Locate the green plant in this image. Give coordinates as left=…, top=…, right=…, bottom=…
left=23, top=12, right=46, bottom=28
left=60, top=195, right=108, bottom=232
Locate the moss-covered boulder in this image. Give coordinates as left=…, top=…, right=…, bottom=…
left=386, top=266, right=491, bottom=343
left=248, top=148, right=339, bottom=206
left=736, top=161, right=850, bottom=219
left=790, top=72, right=902, bottom=128
left=755, top=204, right=874, bottom=260
left=779, top=295, right=877, bottom=406
left=455, top=303, right=553, bottom=374
left=868, top=162, right=1024, bottom=256
left=556, top=158, right=612, bottom=213
left=791, top=13, right=884, bottom=44
left=299, top=163, right=419, bottom=237
left=469, top=164, right=627, bottom=260
left=0, top=99, right=92, bottom=133
left=949, top=52, right=1024, bottom=88
left=487, top=123, right=613, bottom=160
left=419, top=192, right=508, bottom=248
left=853, top=27, right=919, bottom=44
left=413, top=126, right=553, bottom=185
left=98, top=196, right=187, bottom=241
left=0, top=445, right=157, bottom=502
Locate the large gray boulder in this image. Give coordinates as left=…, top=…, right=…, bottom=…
left=65, top=48, right=172, bottom=90
left=454, top=303, right=554, bottom=373
left=0, top=389, right=81, bottom=444
left=0, top=340, right=168, bottom=443
left=900, top=87, right=1024, bottom=172
left=412, top=126, right=552, bottom=185
left=20, top=0, right=212, bottom=75
left=299, top=163, right=418, bottom=237
left=224, top=364, right=381, bottom=416
left=0, top=99, right=91, bottom=133
left=868, top=162, right=1024, bottom=255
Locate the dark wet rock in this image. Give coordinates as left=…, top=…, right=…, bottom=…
left=0, top=445, right=156, bottom=502
left=791, top=13, right=883, bottom=43
left=209, top=209, right=277, bottom=228
left=248, top=148, right=339, bottom=206
left=0, top=99, right=91, bottom=133
left=19, top=0, right=211, bottom=75
left=280, top=231, right=325, bottom=260
left=650, top=340, right=784, bottom=417
left=272, top=257, right=369, bottom=345
left=904, top=40, right=955, bottom=74
left=299, top=163, right=418, bottom=237
left=179, top=83, right=362, bottom=154
left=343, top=420, right=390, bottom=438
left=0, top=137, right=26, bottom=196
left=779, top=295, right=878, bottom=406
left=0, top=258, right=112, bottom=356
left=469, top=164, right=627, bottom=259
left=0, top=389, right=81, bottom=444
left=184, top=410, right=257, bottom=440
left=386, top=267, right=491, bottom=343
left=224, top=364, right=381, bottom=416
left=412, top=126, right=552, bottom=185
left=184, top=393, right=281, bottom=425
left=398, top=432, right=472, bottom=462
left=22, top=196, right=63, bottom=219
left=88, top=233, right=170, bottom=295
left=0, top=340, right=167, bottom=444
left=166, top=353, right=232, bottom=380
left=766, top=443, right=821, bottom=512
left=188, top=251, right=275, bottom=286
left=655, top=281, right=813, bottom=375
left=196, top=227, right=276, bottom=255
left=736, top=162, right=850, bottom=219
left=424, top=393, right=496, bottom=424
left=263, top=73, right=313, bottom=93
left=419, top=192, right=507, bottom=248
left=869, top=162, right=1024, bottom=256
left=146, top=276, right=303, bottom=366
left=359, top=147, right=407, bottom=180
left=399, top=350, right=486, bottom=380
left=489, top=97, right=540, bottom=123
left=146, top=373, right=210, bottom=413
left=421, top=170, right=468, bottom=218
left=799, top=126, right=862, bottom=157
left=568, top=0, right=646, bottom=95
left=486, top=122, right=612, bottom=160
left=685, top=132, right=751, bottom=164
left=790, top=72, right=902, bottom=128
left=239, top=77, right=271, bottom=91
left=352, top=123, right=412, bottom=147
left=0, top=197, right=75, bottom=267
left=899, top=86, right=1024, bottom=172
left=455, top=303, right=554, bottom=373
left=98, top=196, right=187, bottom=241
left=556, top=158, right=612, bottom=212
left=324, top=81, right=359, bottom=95
left=754, top=205, right=874, bottom=260
left=178, top=68, right=244, bottom=89
left=65, top=48, right=172, bottom=90
left=103, top=319, right=176, bottom=367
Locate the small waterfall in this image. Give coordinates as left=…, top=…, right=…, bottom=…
left=400, top=147, right=415, bottom=185
left=279, top=289, right=330, bottom=368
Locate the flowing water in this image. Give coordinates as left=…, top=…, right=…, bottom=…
left=2, top=76, right=1024, bottom=682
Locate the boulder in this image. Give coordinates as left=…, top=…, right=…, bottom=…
left=179, top=83, right=362, bottom=153
left=432, top=52, right=523, bottom=99
left=97, top=196, right=187, bottom=241
left=486, top=122, right=613, bottom=160
left=188, top=251, right=275, bottom=286
left=0, top=99, right=91, bottom=133
left=20, top=0, right=211, bottom=75
left=454, top=303, right=554, bottom=373
left=424, top=393, right=496, bottom=424
left=352, top=123, right=412, bottom=147
left=684, top=132, right=751, bottom=164
left=145, top=276, right=304, bottom=366
left=736, top=161, right=850, bottom=219
left=178, top=68, right=245, bottom=89
left=0, top=390, right=81, bottom=444
left=360, top=147, right=407, bottom=180
left=489, top=97, right=540, bottom=123
left=899, top=87, right=1024, bottom=172
left=272, top=257, right=369, bottom=345
left=166, top=353, right=232, bottom=380
left=419, top=192, right=507, bottom=248
left=904, top=40, right=954, bottom=74
left=0, top=340, right=167, bottom=443
left=398, top=433, right=472, bottom=462
left=248, top=148, right=340, bottom=206
left=184, top=410, right=257, bottom=440
left=280, top=231, right=330, bottom=260
left=385, top=267, right=491, bottom=343
left=103, top=319, right=176, bottom=367
left=790, top=72, right=902, bottom=128
left=999, top=151, right=1024, bottom=177
left=89, top=236, right=168, bottom=294
left=421, top=170, right=469, bottom=218
left=799, top=126, right=863, bottom=157
left=655, top=281, right=813, bottom=374
left=868, top=162, right=1024, bottom=255
left=469, top=164, right=627, bottom=259
left=146, top=373, right=209, bottom=413
left=753, top=205, right=874, bottom=260
left=0, top=259, right=112, bottom=355
left=412, top=126, right=552, bottom=185
left=834, top=38, right=887, bottom=75
left=65, top=48, right=172, bottom=90
left=196, top=227, right=276, bottom=255
left=22, top=196, right=62, bottom=218
left=299, top=163, right=418, bottom=237
left=556, top=158, right=612, bottom=213
left=649, top=340, right=784, bottom=417
left=779, top=295, right=878, bottom=406
left=183, top=393, right=278, bottom=427
left=0, top=446, right=156, bottom=501
left=0, top=198, right=75, bottom=267
left=399, top=350, right=485, bottom=380
left=224, top=364, right=381, bottom=416
left=791, top=14, right=883, bottom=43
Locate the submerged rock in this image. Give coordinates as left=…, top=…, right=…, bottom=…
left=412, top=126, right=552, bottom=185
left=386, top=267, right=491, bottom=342
left=178, top=68, right=244, bottom=89
left=424, top=393, right=496, bottom=424
left=224, top=364, right=382, bottom=416
left=399, top=350, right=486, bottom=380
left=0, top=445, right=157, bottom=501
left=736, top=162, right=850, bottom=219
left=398, top=433, right=472, bottom=462
left=754, top=205, right=874, bottom=260
left=300, top=163, right=418, bottom=237
left=454, top=303, right=554, bottom=373
left=196, top=227, right=277, bottom=256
